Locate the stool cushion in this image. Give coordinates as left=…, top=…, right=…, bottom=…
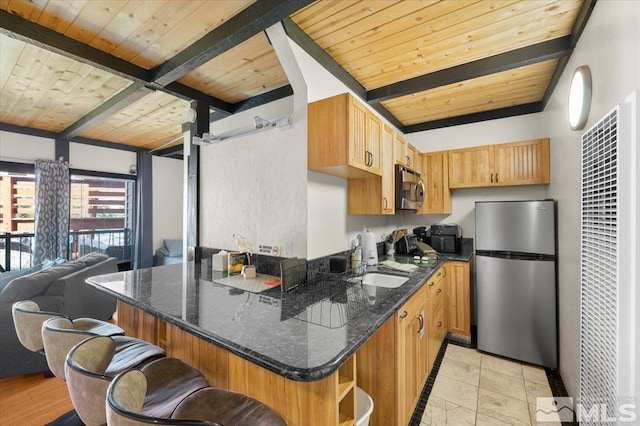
left=172, top=387, right=286, bottom=426
left=105, top=336, right=165, bottom=377
left=140, top=357, right=209, bottom=418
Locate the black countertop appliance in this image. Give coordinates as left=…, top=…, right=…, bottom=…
left=429, top=224, right=461, bottom=253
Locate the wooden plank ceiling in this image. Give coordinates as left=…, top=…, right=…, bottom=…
left=0, top=0, right=590, bottom=153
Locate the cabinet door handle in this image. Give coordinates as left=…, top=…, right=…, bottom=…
left=429, top=281, right=435, bottom=287
left=496, top=173, right=499, bottom=183
left=490, top=173, right=494, bottom=183
left=417, top=314, right=424, bottom=333
left=437, top=271, right=442, bottom=277
left=437, top=321, right=442, bottom=328
left=437, top=288, right=442, bottom=294
left=383, top=197, right=388, bottom=210
left=442, top=268, right=447, bottom=277
left=406, top=155, right=410, bottom=166
left=399, top=311, right=408, bottom=319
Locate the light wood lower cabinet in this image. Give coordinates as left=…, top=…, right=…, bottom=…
left=427, top=268, right=447, bottom=371
left=447, top=260, right=471, bottom=336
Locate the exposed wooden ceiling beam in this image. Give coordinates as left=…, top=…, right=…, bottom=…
left=59, top=83, right=154, bottom=141
left=232, top=85, right=293, bottom=114
left=282, top=18, right=366, bottom=99
left=404, top=102, right=543, bottom=133
left=541, top=0, right=598, bottom=109
left=153, top=0, right=315, bottom=86
left=368, top=36, right=573, bottom=104
left=0, top=9, right=233, bottom=116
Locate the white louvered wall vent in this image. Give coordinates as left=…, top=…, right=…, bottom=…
left=580, top=90, right=638, bottom=426
left=580, top=107, right=619, bottom=421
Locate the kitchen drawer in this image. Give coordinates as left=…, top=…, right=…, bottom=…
left=427, top=265, right=446, bottom=289
left=429, top=278, right=445, bottom=322
left=399, top=284, right=428, bottom=320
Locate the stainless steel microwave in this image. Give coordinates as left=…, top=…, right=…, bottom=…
left=395, top=165, right=425, bottom=211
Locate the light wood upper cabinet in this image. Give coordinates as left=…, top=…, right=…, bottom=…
left=406, top=144, right=419, bottom=172
left=448, top=138, right=550, bottom=188
left=347, top=123, right=395, bottom=215
left=393, top=133, right=419, bottom=171
left=419, top=151, right=451, bottom=215
left=308, top=93, right=382, bottom=178
left=381, top=124, right=395, bottom=214
left=448, top=145, right=495, bottom=188
left=366, top=111, right=382, bottom=175
left=494, top=138, right=550, bottom=185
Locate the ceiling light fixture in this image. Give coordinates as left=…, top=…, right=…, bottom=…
left=193, top=115, right=292, bottom=145
left=568, top=65, right=592, bottom=131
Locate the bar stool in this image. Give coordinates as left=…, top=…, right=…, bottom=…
left=107, top=369, right=221, bottom=426
left=65, top=337, right=194, bottom=426
left=42, top=317, right=161, bottom=381
left=12, top=300, right=124, bottom=357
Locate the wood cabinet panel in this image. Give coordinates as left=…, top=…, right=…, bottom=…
left=356, top=317, right=396, bottom=426
left=494, top=138, right=550, bottom=185
left=381, top=124, right=395, bottom=214
left=448, top=145, right=494, bottom=188
left=419, top=151, right=451, bottom=214
left=366, top=111, right=382, bottom=175
left=228, top=352, right=339, bottom=426
left=347, top=122, right=394, bottom=214
left=447, top=261, right=471, bottom=336
left=349, top=98, right=368, bottom=172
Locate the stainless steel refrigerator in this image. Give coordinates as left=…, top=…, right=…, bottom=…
left=475, top=200, right=557, bottom=368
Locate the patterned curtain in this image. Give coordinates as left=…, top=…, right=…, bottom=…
left=33, top=159, right=70, bottom=264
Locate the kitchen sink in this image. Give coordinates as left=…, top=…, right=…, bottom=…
left=359, top=273, right=409, bottom=289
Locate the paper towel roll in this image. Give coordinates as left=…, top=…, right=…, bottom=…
left=359, top=230, right=378, bottom=266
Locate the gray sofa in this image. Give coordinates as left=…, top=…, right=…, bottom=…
left=0, top=252, right=118, bottom=378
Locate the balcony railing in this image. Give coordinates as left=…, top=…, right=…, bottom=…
left=0, top=229, right=131, bottom=272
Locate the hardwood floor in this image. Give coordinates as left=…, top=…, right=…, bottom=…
left=0, top=373, right=74, bottom=426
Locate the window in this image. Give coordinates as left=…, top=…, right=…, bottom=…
left=0, top=166, right=136, bottom=270
left=0, top=171, right=36, bottom=270
left=69, top=174, right=135, bottom=263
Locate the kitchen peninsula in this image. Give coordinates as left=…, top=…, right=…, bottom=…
left=87, top=255, right=469, bottom=425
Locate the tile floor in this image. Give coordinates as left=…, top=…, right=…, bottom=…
left=417, top=343, right=565, bottom=425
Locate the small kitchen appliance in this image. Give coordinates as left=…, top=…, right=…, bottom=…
left=395, top=234, right=419, bottom=256
left=429, top=224, right=461, bottom=253
left=395, top=165, right=425, bottom=211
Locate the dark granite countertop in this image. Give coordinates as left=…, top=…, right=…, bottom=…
left=86, top=257, right=445, bottom=382
left=436, top=238, right=474, bottom=262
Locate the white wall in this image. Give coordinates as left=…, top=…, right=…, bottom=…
left=0, top=131, right=55, bottom=162
left=69, top=142, right=136, bottom=175
left=199, top=96, right=308, bottom=258
left=541, top=0, right=640, bottom=400
left=152, top=156, right=183, bottom=251
left=199, top=28, right=308, bottom=258
left=0, top=131, right=139, bottom=176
